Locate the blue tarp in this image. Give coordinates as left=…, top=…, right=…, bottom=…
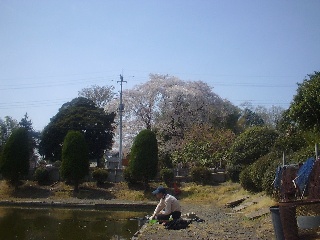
left=293, top=157, right=315, bottom=197
left=273, top=166, right=283, bottom=189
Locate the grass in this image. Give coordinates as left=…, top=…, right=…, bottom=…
left=245, top=193, right=276, bottom=212
left=0, top=179, right=275, bottom=212
left=178, top=181, right=273, bottom=207
left=111, top=182, right=151, bottom=201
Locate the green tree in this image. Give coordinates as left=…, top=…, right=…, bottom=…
left=239, top=102, right=285, bottom=130
left=19, top=113, right=34, bottom=133
left=128, top=129, right=158, bottom=187
left=227, top=126, right=278, bottom=181
left=39, top=97, right=115, bottom=164
left=240, top=153, right=275, bottom=192
left=172, top=124, right=235, bottom=168
left=237, top=108, right=265, bottom=131
left=255, top=105, right=285, bottom=129
left=19, top=113, right=40, bottom=155
left=60, top=131, right=89, bottom=192
left=0, top=116, right=19, bottom=151
left=0, top=128, right=30, bottom=188
left=289, top=72, right=320, bottom=132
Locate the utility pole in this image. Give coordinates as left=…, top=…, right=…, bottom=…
left=117, top=74, right=126, bottom=168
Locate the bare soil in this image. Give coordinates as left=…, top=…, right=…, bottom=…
left=134, top=201, right=277, bottom=240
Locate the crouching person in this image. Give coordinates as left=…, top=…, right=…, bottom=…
left=149, top=186, right=181, bottom=222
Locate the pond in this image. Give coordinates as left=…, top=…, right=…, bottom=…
left=0, top=206, right=149, bottom=240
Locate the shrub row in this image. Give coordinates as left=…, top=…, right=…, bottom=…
left=34, top=167, right=109, bottom=186
left=239, top=145, right=316, bottom=196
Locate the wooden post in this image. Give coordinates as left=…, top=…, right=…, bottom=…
left=316, top=143, right=318, bottom=160
left=280, top=205, right=299, bottom=240
left=282, top=151, right=285, bottom=166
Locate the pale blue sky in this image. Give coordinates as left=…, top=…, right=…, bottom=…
left=1, top=1, right=320, bottom=131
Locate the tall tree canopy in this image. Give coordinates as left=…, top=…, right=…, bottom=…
left=255, top=105, right=285, bottom=129
left=19, top=113, right=40, bottom=155
left=172, top=124, right=235, bottom=168
left=78, top=85, right=115, bottom=108
left=238, top=102, right=285, bottom=131
left=105, top=74, right=239, bottom=151
left=0, top=116, right=18, bottom=151
left=39, top=97, right=115, bottom=162
left=289, top=72, right=320, bottom=133
left=237, top=108, right=265, bottom=130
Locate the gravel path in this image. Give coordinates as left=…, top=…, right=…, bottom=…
left=135, top=202, right=275, bottom=240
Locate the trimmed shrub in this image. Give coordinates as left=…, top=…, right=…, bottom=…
left=34, top=167, right=50, bottom=185
left=227, top=126, right=278, bottom=182
left=229, top=126, right=278, bottom=166
left=190, top=166, right=211, bottom=185
left=240, top=152, right=280, bottom=193
left=129, top=129, right=158, bottom=186
left=60, top=131, right=89, bottom=192
left=160, top=168, right=174, bottom=187
left=239, top=165, right=257, bottom=192
left=92, top=168, right=109, bottom=185
left=250, top=155, right=273, bottom=192
left=0, top=128, right=30, bottom=188
left=262, top=145, right=316, bottom=198
left=263, top=161, right=280, bottom=197
left=123, top=167, right=137, bottom=185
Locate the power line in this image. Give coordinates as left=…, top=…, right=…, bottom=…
left=0, top=98, right=71, bottom=109
left=0, top=70, right=297, bottom=110
left=0, top=70, right=120, bottom=81
left=0, top=77, right=296, bottom=91
left=0, top=77, right=115, bottom=91
left=0, top=69, right=301, bottom=89
left=210, top=82, right=295, bottom=88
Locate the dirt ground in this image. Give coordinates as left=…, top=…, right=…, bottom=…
left=135, top=204, right=320, bottom=240
left=134, top=202, right=275, bottom=240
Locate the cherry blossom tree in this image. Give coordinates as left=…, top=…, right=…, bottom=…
left=105, top=74, right=239, bottom=154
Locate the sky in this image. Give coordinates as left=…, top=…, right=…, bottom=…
left=1, top=0, right=320, bottom=131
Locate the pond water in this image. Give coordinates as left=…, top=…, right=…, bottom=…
left=0, top=206, right=149, bottom=240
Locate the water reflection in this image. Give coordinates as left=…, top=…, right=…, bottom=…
left=0, top=207, right=148, bottom=240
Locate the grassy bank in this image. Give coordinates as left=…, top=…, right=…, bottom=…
left=0, top=180, right=275, bottom=211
